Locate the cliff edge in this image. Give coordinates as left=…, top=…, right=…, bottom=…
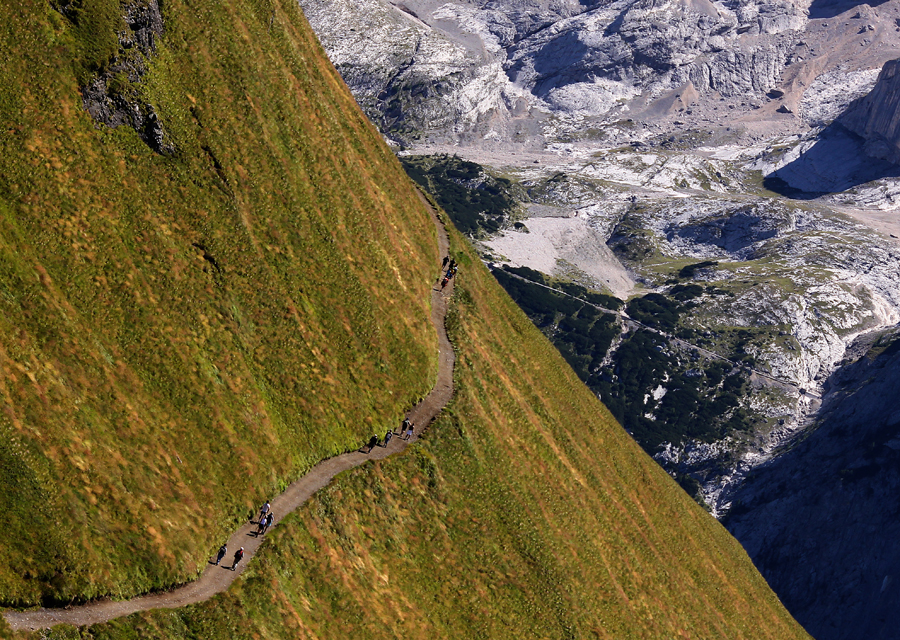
left=842, top=58, right=900, bottom=164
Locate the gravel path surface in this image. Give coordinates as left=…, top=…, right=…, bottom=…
left=5, top=195, right=455, bottom=632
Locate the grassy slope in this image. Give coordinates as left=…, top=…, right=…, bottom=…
left=0, top=0, right=437, bottom=606
left=21, top=225, right=810, bottom=639
left=0, top=1, right=809, bottom=638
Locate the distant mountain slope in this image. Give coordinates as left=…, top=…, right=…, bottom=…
left=726, top=330, right=900, bottom=640
left=0, top=0, right=437, bottom=607
left=1, top=1, right=810, bottom=638
left=298, top=0, right=900, bottom=147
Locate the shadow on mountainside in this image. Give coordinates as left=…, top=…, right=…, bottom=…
left=763, top=122, right=900, bottom=199
left=808, top=0, right=891, bottom=19
left=508, top=31, right=592, bottom=98
left=725, top=332, right=900, bottom=640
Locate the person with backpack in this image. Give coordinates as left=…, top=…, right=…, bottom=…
left=265, top=511, right=274, bottom=532
left=441, top=265, right=457, bottom=290
left=258, top=501, right=270, bottom=524
left=215, top=544, right=227, bottom=565
left=366, top=434, right=378, bottom=452
left=383, top=429, right=393, bottom=447
left=232, top=547, right=244, bottom=571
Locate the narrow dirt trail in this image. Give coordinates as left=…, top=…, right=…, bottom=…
left=5, top=196, right=455, bottom=632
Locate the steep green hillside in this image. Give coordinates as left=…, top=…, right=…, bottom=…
left=0, top=0, right=437, bottom=606
left=1, top=1, right=809, bottom=638
left=16, top=222, right=810, bottom=639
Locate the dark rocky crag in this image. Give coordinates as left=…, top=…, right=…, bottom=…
left=725, top=330, right=900, bottom=640
left=62, top=0, right=174, bottom=153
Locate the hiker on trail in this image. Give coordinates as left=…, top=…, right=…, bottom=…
left=443, top=265, right=457, bottom=281
left=256, top=518, right=266, bottom=536
left=232, top=547, right=244, bottom=571
left=258, top=501, right=270, bottom=523
left=215, top=544, right=227, bottom=565
left=404, top=422, right=414, bottom=440
left=265, top=511, right=274, bottom=532
left=448, top=258, right=456, bottom=271
left=383, top=429, right=393, bottom=447
left=442, top=256, right=449, bottom=269
left=367, top=434, right=378, bottom=453
left=441, top=266, right=457, bottom=289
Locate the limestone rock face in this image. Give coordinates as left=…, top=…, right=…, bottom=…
left=842, top=58, right=900, bottom=165
left=298, top=0, right=812, bottom=144
left=298, top=0, right=525, bottom=143
left=504, top=0, right=800, bottom=108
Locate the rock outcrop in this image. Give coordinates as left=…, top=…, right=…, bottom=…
left=298, top=0, right=811, bottom=144
left=841, top=58, right=900, bottom=165
left=504, top=0, right=801, bottom=109
left=67, top=0, right=174, bottom=154
left=297, top=0, right=520, bottom=144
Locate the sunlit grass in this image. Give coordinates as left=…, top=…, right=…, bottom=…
left=32, top=216, right=812, bottom=639
left=0, top=0, right=437, bottom=606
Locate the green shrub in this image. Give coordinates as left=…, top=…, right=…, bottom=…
left=678, top=260, right=719, bottom=279
left=401, top=156, right=516, bottom=236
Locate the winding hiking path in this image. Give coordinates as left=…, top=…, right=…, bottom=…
left=5, top=197, right=455, bottom=632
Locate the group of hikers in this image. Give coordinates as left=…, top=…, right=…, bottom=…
left=211, top=255, right=453, bottom=573
left=214, top=543, right=243, bottom=571
left=212, top=501, right=275, bottom=571
left=255, top=501, right=274, bottom=535
left=213, top=417, right=417, bottom=570
left=440, top=257, right=458, bottom=290
left=365, top=417, right=414, bottom=453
